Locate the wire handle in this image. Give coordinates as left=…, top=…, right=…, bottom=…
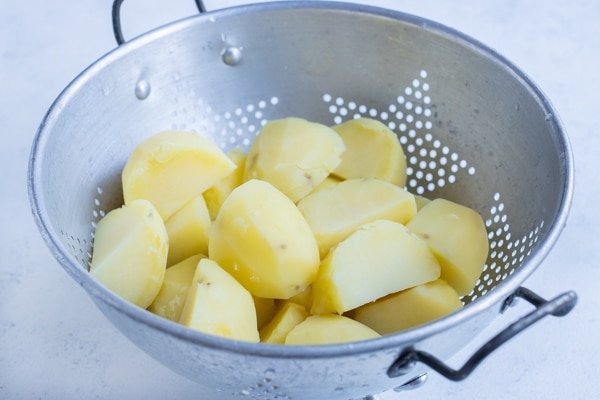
left=387, top=287, right=577, bottom=381
left=112, top=0, right=206, bottom=45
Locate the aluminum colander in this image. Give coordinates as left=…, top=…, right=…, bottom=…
left=28, top=1, right=577, bottom=399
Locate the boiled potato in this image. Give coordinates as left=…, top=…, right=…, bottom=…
left=209, top=179, right=320, bottom=299
left=332, top=118, right=406, bottom=186
left=312, top=220, right=440, bottom=315
left=203, top=148, right=246, bottom=220
left=414, top=194, right=431, bottom=210
left=90, top=200, right=168, bottom=308
left=148, top=254, right=205, bottom=321
left=260, top=302, right=308, bottom=344
left=308, top=175, right=342, bottom=195
left=284, top=286, right=313, bottom=311
left=297, top=179, right=417, bottom=257
left=179, top=259, right=259, bottom=342
left=244, top=118, right=345, bottom=202
left=353, top=279, right=463, bottom=335
left=165, top=196, right=211, bottom=266
left=253, top=296, right=277, bottom=330
left=407, top=199, right=488, bottom=296
left=285, top=315, right=380, bottom=345
left=122, top=131, right=235, bottom=220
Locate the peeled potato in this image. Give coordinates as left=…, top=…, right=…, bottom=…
left=179, top=259, right=259, bottom=342
left=203, top=148, right=246, bottom=220
left=332, top=118, right=406, bottom=186
left=311, top=220, right=440, bottom=315
left=414, top=194, right=431, bottom=211
left=209, top=179, right=320, bottom=299
left=244, top=118, right=345, bottom=202
left=122, top=131, right=235, bottom=220
left=260, top=302, right=308, bottom=344
left=407, top=199, right=488, bottom=296
left=253, top=296, right=277, bottom=330
left=165, top=196, right=211, bottom=266
left=90, top=200, right=168, bottom=308
left=297, top=179, right=417, bottom=257
left=148, top=254, right=205, bottom=321
left=285, top=315, right=380, bottom=345
left=284, top=286, right=313, bottom=311
left=353, top=279, right=463, bottom=335
left=307, top=175, right=342, bottom=196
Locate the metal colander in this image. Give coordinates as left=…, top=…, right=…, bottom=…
left=28, top=1, right=576, bottom=399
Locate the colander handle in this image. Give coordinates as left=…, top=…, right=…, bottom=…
left=387, top=287, right=577, bottom=381
left=111, top=0, right=207, bottom=45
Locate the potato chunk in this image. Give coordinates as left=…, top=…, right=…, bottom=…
left=148, top=254, right=205, bottom=321
left=414, top=194, right=431, bottom=211
left=209, top=179, right=320, bottom=299
left=253, top=296, right=277, bottom=330
left=407, top=199, right=488, bottom=296
left=165, top=196, right=211, bottom=266
left=353, top=280, right=463, bottom=335
left=90, top=200, right=168, bottom=308
left=285, top=315, right=380, bottom=345
left=311, top=220, right=440, bottom=315
left=122, top=131, right=235, bottom=220
left=203, top=148, right=246, bottom=220
left=307, top=175, right=342, bottom=196
left=297, top=179, right=416, bottom=257
left=179, top=259, right=259, bottom=342
left=332, top=118, right=406, bottom=186
left=244, top=118, right=345, bottom=202
left=284, top=286, right=313, bottom=311
left=260, top=302, right=308, bottom=344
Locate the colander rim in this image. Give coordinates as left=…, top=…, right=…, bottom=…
left=28, top=1, right=574, bottom=359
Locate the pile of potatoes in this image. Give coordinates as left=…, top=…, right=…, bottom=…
left=89, top=117, right=488, bottom=345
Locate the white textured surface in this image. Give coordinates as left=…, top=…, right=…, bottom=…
left=1, top=0, right=598, bottom=399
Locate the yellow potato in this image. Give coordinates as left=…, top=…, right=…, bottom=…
left=244, top=118, right=345, bottom=202
left=353, top=280, right=463, bottom=335
left=312, top=220, right=440, bottom=315
left=285, top=315, right=380, bottom=345
left=90, top=200, right=168, bottom=308
left=253, top=296, right=277, bottom=330
left=297, top=179, right=417, bottom=257
left=332, top=118, right=406, bottom=186
left=179, top=259, right=259, bottom=342
left=414, top=194, right=431, bottom=211
left=307, top=175, right=342, bottom=195
left=165, top=196, right=211, bottom=266
left=203, top=148, right=246, bottom=220
left=284, top=286, right=313, bottom=311
left=260, top=302, right=308, bottom=344
left=407, top=199, right=488, bottom=296
left=122, top=131, right=235, bottom=220
left=209, top=179, right=320, bottom=299
left=148, top=254, right=205, bottom=321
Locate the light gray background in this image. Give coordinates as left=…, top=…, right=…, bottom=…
left=1, top=1, right=598, bottom=399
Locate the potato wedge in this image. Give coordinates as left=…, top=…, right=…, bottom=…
left=209, top=179, right=320, bottom=299
left=297, top=179, right=417, bottom=257
left=90, top=200, right=168, bottom=308
left=311, top=220, right=440, bottom=315
left=353, top=279, right=463, bottom=335
left=244, top=118, right=345, bottom=202
left=332, top=118, right=406, bottom=186
left=285, top=315, right=380, bottom=345
left=407, top=199, right=488, bottom=296
left=414, top=194, right=431, bottom=211
left=203, top=148, right=246, bottom=220
left=260, top=302, right=308, bottom=344
left=253, top=296, right=277, bottom=330
left=148, top=254, right=205, bottom=321
left=179, top=259, right=259, bottom=342
left=122, top=131, right=235, bottom=220
left=165, top=196, right=211, bottom=266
